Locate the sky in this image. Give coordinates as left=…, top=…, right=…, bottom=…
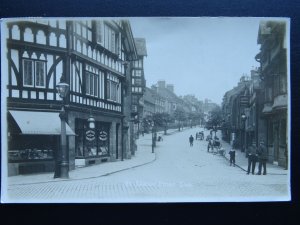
left=128, top=17, right=262, bottom=105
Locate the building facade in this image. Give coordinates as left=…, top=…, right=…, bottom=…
left=5, top=19, right=138, bottom=176
left=256, top=21, right=288, bottom=167
left=131, top=38, right=147, bottom=139
left=221, top=20, right=288, bottom=169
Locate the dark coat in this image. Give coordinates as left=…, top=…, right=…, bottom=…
left=246, top=146, right=258, bottom=158
left=229, top=150, right=236, bottom=158
left=257, top=144, right=268, bottom=160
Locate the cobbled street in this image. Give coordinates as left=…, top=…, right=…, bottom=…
left=5, top=127, right=289, bottom=203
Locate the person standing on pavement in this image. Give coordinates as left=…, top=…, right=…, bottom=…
left=246, top=144, right=258, bottom=175
left=189, top=135, right=194, bottom=147
left=257, top=140, right=267, bottom=175
left=228, top=148, right=236, bottom=166
left=207, top=136, right=213, bottom=152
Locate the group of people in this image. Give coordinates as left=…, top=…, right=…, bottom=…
left=229, top=140, right=267, bottom=175
left=206, top=135, right=221, bottom=152
left=246, top=140, right=267, bottom=175
left=188, top=131, right=268, bottom=175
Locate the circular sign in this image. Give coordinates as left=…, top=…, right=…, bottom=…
left=99, top=131, right=108, bottom=141
left=86, top=130, right=96, bottom=141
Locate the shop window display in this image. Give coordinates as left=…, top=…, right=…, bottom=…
left=8, top=135, right=57, bottom=162
left=75, top=118, right=110, bottom=158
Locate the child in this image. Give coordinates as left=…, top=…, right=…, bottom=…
left=228, top=148, right=236, bottom=166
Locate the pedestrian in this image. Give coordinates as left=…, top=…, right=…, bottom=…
left=207, top=137, right=213, bottom=152
left=189, top=135, right=194, bottom=147
left=246, top=144, right=258, bottom=175
left=228, top=148, right=236, bottom=166
left=257, top=140, right=267, bottom=175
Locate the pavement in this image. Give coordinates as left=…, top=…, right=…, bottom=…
left=213, top=137, right=288, bottom=176
left=5, top=127, right=287, bottom=187
left=6, top=133, right=156, bottom=186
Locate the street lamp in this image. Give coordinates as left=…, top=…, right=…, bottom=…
left=241, top=113, right=247, bottom=153
left=55, top=76, right=70, bottom=179
left=88, top=115, right=96, bottom=129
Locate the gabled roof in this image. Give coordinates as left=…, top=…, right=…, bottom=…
left=121, top=20, right=138, bottom=61
left=134, top=38, right=147, bottom=56
left=157, top=87, right=178, bottom=102
left=144, top=87, right=156, bottom=104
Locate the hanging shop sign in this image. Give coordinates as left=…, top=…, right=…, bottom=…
left=85, top=129, right=96, bottom=141
left=240, top=96, right=249, bottom=107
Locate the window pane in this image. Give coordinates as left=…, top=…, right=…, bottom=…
left=107, top=80, right=110, bottom=99
left=280, top=73, right=287, bottom=94
left=96, top=21, right=103, bottom=44
left=35, top=61, right=45, bottom=87
left=111, top=31, right=115, bottom=53
left=135, top=78, right=142, bottom=85
left=111, top=82, right=117, bottom=101
left=23, top=60, right=33, bottom=86
left=94, top=75, right=98, bottom=97
left=90, top=73, right=94, bottom=96
left=86, top=72, right=90, bottom=95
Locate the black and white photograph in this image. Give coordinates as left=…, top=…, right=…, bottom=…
left=1, top=17, right=290, bottom=203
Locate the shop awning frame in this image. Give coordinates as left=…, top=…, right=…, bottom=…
left=9, top=110, right=76, bottom=136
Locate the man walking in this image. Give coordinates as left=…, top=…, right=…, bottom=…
left=246, top=144, right=258, bottom=175
left=257, top=140, right=267, bottom=175
left=189, top=135, right=194, bottom=147
left=228, top=148, right=236, bottom=166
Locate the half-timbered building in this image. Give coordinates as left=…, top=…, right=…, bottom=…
left=5, top=19, right=137, bottom=176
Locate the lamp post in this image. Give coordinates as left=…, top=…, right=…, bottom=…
left=151, top=121, right=156, bottom=153
left=241, top=113, right=247, bottom=153
left=55, top=77, right=70, bottom=179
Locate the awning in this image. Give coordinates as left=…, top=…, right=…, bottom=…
left=262, top=103, right=273, bottom=114
left=272, top=94, right=287, bottom=110
left=9, top=110, right=76, bottom=135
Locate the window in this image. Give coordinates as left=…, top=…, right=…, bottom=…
left=279, top=73, right=287, bottom=94
left=96, top=21, right=103, bottom=45
left=132, top=77, right=142, bottom=86
left=107, top=80, right=117, bottom=101
left=86, top=71, right=99, bottom=97
left=273, top=74, right=280, bottom=97
left=8, top=133, right=56, bottom=162
left=265, top=86, right=272, bottom=103
left=97, top=22, right=119, bottom=54
left=134, top=60, right=142, bottom=68
left=133, top=70, right=142, bottom=77
left=75, top=119, right=110, bottom=157
left=35, top=61, right=45, bottom=87
left=23, top=60, right=33, bottom=86
left=23, top=59, right=45, bottom=88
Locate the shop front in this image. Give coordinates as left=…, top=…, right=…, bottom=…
left=7, top=110, right=76, bottom=176
left=71, top=113, right=122, bottom=168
